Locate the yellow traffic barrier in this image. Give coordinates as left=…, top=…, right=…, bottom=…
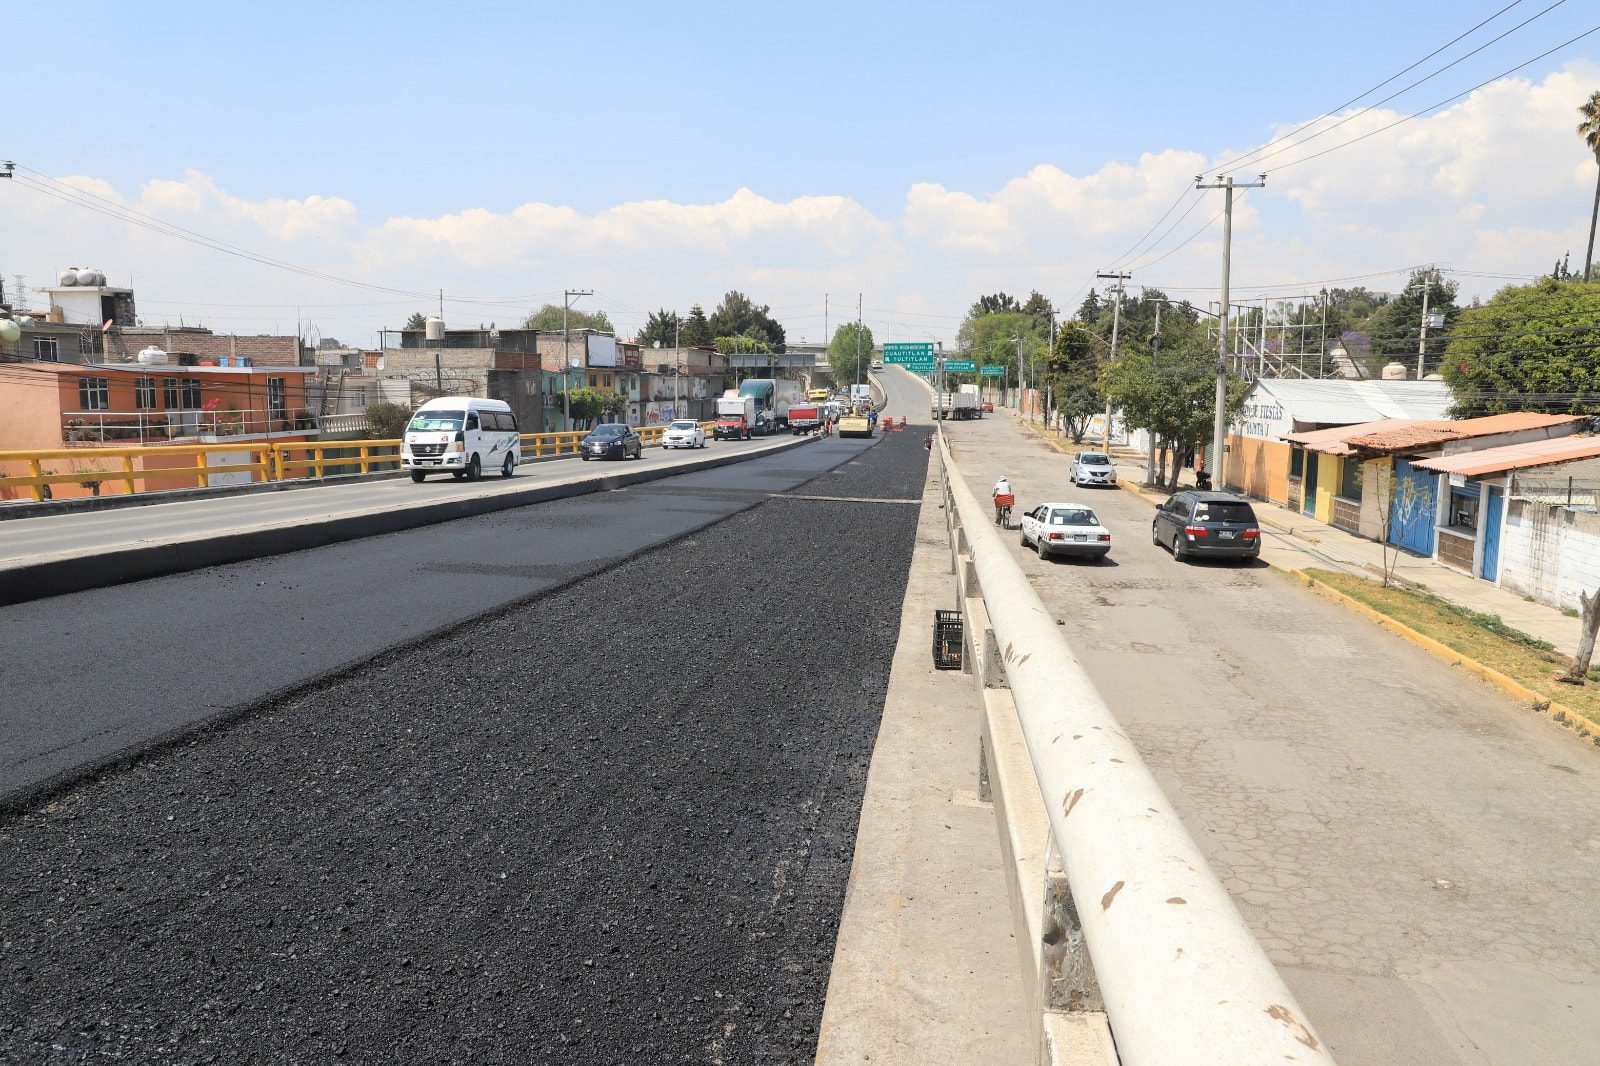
left=0, top=420, right=725, bottom=503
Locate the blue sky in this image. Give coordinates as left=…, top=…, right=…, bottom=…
left=8, top=1, right=1600, bottom=343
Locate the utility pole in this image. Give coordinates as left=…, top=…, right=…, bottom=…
left=1319, top=288, right=1328, bottom=378
left=855, top=292, right=863, bottom=390
left=1415, top=272, right=1432, bottom=380
left=1096, top=271, right=1130, bottom=455
left=1196, top=174, right=1265, bottom=490
left=563, top=289, right=593, bottom=430
left=1147, top=302, right=1162, bottom=485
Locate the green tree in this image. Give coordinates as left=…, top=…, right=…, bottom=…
left=567, top=387, right=604, bottom=427
left=1362, top=267, right=1459, bottom=372
left=598, top=388, right=628, bottom=419
left=715, top=335, right=769, bottom=354
left=1580, top=91, right=1600, bottom=282
left=708, top=291, right=786, bottom=352
left=365, top=401, right=412, bottom=438
left=1075, top=289, right=1102, bottom=323
left=1441, top=278, right=1600, bottom=417
left=403, top=312, right=428, bottom=331
left=522, top=303, right=614, bottom=334
left=639, top=308, right=681, bottom=348
left=1099, top=320, right=1247, bottom=490
left=1043, top=322, right=1102, bottom=443
left=827, top=322, right=876, bottom=386
left=970, top=293, right=1020, bottom=316
left=680, top=304, right=713, bottom=347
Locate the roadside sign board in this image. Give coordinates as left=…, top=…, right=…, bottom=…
left=980, top=364, right=1005, bottom=377
left=883, top=342, right=935, bottom=367
left=943, top=359, right=976, bottom=373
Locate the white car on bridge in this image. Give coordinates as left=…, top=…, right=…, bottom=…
left=1019, top=501, right=1112, bottom=561
left=661, top=419, right=706, bottom=449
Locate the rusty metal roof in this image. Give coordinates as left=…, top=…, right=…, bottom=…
left=1412, top=435, right=1600, bottom=477
left=1281, top=419, right=1428, bottom=456
left=1284, top=412, right=1583, bottom=456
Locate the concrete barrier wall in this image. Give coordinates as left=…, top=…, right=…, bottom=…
left=937, top=434, right=1334, bottom=1066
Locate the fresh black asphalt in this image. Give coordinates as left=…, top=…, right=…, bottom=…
left=0, top=428, right=932, bottom=1064
left=3, top=436, right=841, bottom=809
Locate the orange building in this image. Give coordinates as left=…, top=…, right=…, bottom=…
left=0, top=359, right=317, bottom=501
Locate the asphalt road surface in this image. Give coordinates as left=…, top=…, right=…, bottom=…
left=0, top=424, right=933, bottom=1063
left=942, top=410, right=1600, bottom=1066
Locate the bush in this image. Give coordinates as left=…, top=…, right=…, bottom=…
left=366, top=402, right=412, bottom=438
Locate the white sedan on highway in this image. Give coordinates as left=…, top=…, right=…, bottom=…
left=661, top=419, right=706, bottom=449
left=1019, top=502, right=1112, bottom=561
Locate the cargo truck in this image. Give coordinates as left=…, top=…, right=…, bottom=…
left=786, top=401, right=823, bottom=434
left=931, top=388, right=979, bottom=420
left=714, top=392, right=756, bottom=440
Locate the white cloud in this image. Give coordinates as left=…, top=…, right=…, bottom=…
left=5, top=60, right=1599, bottom=345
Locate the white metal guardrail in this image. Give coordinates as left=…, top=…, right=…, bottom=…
left=939, top=432, right=1333, bottom=1065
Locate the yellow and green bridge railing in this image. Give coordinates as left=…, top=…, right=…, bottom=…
left=0, top=423, right=716, bottom=503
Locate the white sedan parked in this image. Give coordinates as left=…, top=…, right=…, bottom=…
left=661, top=419, right=706, bottom=449
left=1069, top=451, right=1118, bottom=487
left=1019, top=501, right=1112, bottom=561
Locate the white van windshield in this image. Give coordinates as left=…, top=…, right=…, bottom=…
left=410, top=410, right=464, bottom=431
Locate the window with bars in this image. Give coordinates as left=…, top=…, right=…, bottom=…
left=163, top=377, right=180, bottom=409
left=268, top=377, right=287, bottom=422
left=33, top=338, right=59, bottom=361
left=182, top=378, right=202, bottom=408
left=78, top=376, right=110, bottom=410
left=135, top=377, right=157, bottom=410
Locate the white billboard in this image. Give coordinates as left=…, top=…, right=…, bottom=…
left=586, top=334, right=618, bottom=368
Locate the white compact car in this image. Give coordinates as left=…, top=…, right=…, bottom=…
left=1019, top=501, right=1112, bottom=561
left=403, top=396, right=520, bottom=482
left=661, top=419, right=706, bottom=449
left=1069, top=452, right=1118, bottom=487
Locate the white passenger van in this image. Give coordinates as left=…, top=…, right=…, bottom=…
left=402, top=396, right=521, bottom=482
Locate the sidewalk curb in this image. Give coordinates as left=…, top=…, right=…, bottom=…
left=1298, top=573, right=1600, bottom=747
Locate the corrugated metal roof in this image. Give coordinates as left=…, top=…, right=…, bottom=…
left=1412, top=436, right=1600, bottom=477
left=1251, top=378, right=1454, bottom=426
left=1345, top=412, right=1582, bottom=454
left=1282, top=419, right=1428, bottom=456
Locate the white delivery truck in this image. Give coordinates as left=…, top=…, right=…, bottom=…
left=714, top=392, right=756, bottom=440
left=403, top=396, right=521, bottom=482
left=957, top=383, right=984, bottom=418
left=849, top=383, right=873, bottom=404
left=930, top=388, right=979, bottom=421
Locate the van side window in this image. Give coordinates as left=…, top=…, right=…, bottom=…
left=466, top=412, right=480, bottom=430
left=506, top=412, right=519, bottom=432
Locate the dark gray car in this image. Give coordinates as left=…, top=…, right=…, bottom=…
left=1152, top=490, right=1261, bottom=562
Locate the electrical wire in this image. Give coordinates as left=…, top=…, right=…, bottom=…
left=1267, top=20, right=1600, bottom=175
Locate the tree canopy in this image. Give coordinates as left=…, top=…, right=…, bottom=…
left=827, top=322, right=876, bottom=386
left=1441, top=278, right=1600, bottom=416
left=708, top=291, right=786, bottom=352
left=638, top=308, right=681, bottom=348
left=403, top=312, right=428, bottom=331
left=522, top=303, right=614, bottom=334
left=1362, top=268, right=1460, bottom=370
left=1042, top=322, right=1103, bottom=442
left=679, top=304, right=714, bottom=347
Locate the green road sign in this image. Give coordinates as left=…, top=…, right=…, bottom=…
left=943, top=359, right=976, bottom=373
left=980, top=364, right=1005, bottom=377
left=883, top=342, right=935, bottom=366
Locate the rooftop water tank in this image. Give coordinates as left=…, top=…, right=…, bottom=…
left=424, top=315, right=446, bottom=342
left=136, top=345, right=170, bottom=365
left=58, top=268, right=81, bottom=286
left=0, top=319, right=19, bottom=344
left=82, top=269, right=105, bottom=287
left=1424, top=372, right=1444, bottom=381
left=1381, top=361, right=1408, bottom=380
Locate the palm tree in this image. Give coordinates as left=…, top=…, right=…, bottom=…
left=1579, top=91, right=1600, bottom=282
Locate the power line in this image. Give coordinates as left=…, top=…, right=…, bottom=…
left=1267, top=20, right=1600, bottom=175
left=1222, top=0, right=1567, bottom=174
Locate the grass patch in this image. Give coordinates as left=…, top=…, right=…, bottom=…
left=1304, top=567, right=1600, bottom=730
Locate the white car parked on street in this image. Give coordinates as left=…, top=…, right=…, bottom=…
left=661, top=419, right=706, bottom=449
left=1019, top=501, right=1112, bottom=561
left=1069, top=452, right=1118, bottom=487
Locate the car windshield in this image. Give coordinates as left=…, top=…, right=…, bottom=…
left=409, top=410, right=464, bottom=432
left=669, top=421, right=697, bottom=430
left=590, top=425, right=624, bottom=438
left=1049, top=508, right=1098, bottom=526
left=1193, top=501, right=1256, bottom=523
left=1079, top=454, right=1111, bottom=465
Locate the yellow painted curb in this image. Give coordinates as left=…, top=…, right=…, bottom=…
left=1299, top=574, right=1600, bottom=746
